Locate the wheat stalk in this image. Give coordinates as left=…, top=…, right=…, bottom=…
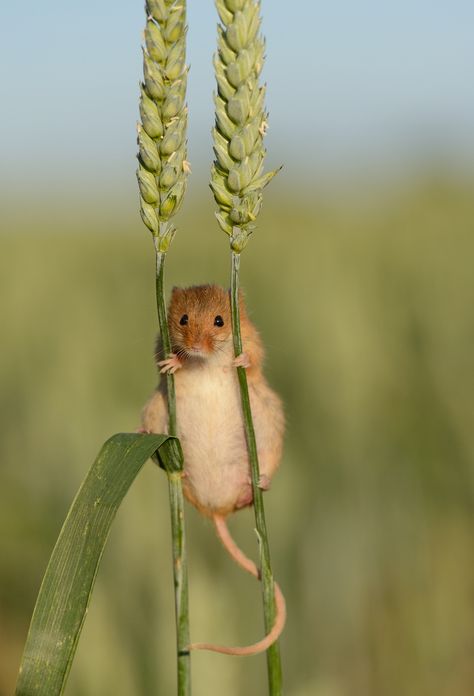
left=211, top=0, right=279, bottom=252
left=138, top=3, right=191, bottom=694
left=138, top=0, right=190, bottom=253
left=212, top=1, right=283, bottom=693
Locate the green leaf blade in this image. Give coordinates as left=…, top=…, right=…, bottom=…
left=16, top=432, right=173, bottom=696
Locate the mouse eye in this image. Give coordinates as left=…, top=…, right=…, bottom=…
left=179, top=314, right=188, bottom=326
left=214, top=315, right=224, bottom=327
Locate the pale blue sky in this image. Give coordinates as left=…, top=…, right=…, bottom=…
left=1, top=0, right=473, bottom=202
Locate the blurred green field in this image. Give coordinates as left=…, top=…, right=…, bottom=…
left=1, top=177, right=474, bottom=696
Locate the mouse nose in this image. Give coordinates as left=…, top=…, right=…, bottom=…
left=189, top=340, right=210, bottom=354
left=187, top=340, right=202, bottom=352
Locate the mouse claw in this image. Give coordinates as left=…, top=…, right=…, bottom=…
left=245, top=474, right=271, bottom=491
left=158, top=353, right=182, bottom=374
left=233, top=352, right=250, bottom=369
left=135, top=426, right=150, bottom=434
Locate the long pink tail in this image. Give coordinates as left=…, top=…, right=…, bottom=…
left=187, top=514, right=286, bottom=656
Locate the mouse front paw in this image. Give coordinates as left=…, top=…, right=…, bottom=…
left=233, top=352, right=251, bottom=369
left=158, top=353, right=182, bottom=374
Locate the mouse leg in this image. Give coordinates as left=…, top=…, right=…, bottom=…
left=141, top=389, right=168, bottom=434
left=235, top=483, right=253, bottom=509
left=235, top=473, right=271, bottom=510
left=258, top=473, right=271, bottom=491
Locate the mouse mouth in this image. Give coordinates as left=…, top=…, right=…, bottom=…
left=186, top=347, right=208, bottom=358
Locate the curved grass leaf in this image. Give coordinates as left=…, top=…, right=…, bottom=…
left=15, top=432, right=176, bottom=696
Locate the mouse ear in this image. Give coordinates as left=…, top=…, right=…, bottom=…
left=169, top=286, right=184, bottom=311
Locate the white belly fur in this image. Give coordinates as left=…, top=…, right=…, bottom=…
left=176, top=362, right=249, bottom=515
left=142, top=360, right=284, bottom=516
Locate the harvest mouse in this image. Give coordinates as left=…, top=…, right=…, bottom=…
left=141, top=284, right=285, bottom=655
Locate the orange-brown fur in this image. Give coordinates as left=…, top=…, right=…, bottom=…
left=165, top=284, right=264, bottom=379
left=141, top=284, right=285, bottom=655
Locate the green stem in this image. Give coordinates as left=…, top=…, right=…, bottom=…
left=166, top=472, right=191, bottom=696
left=155, top=247, right=177, bottom=437
left=230, top=250, right=283, bottom=696
left=154, top=244, right=191, bottom=696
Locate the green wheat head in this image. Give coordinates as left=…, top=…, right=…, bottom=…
left=137, top=0, right=189, bottom=252
left=211, top=0, right=279, bottom=252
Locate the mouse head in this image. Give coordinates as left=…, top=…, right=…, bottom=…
left=168, top=284, right=243, bottom=359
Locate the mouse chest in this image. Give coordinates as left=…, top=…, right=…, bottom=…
left=175, top=366, right=244, bottom=449
left=174, top=365, right=249, bottom=513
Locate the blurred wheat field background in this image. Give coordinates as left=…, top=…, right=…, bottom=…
left=2, top=0, right=474, bottom=693
left=1, top=175, right=473, bottom=696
